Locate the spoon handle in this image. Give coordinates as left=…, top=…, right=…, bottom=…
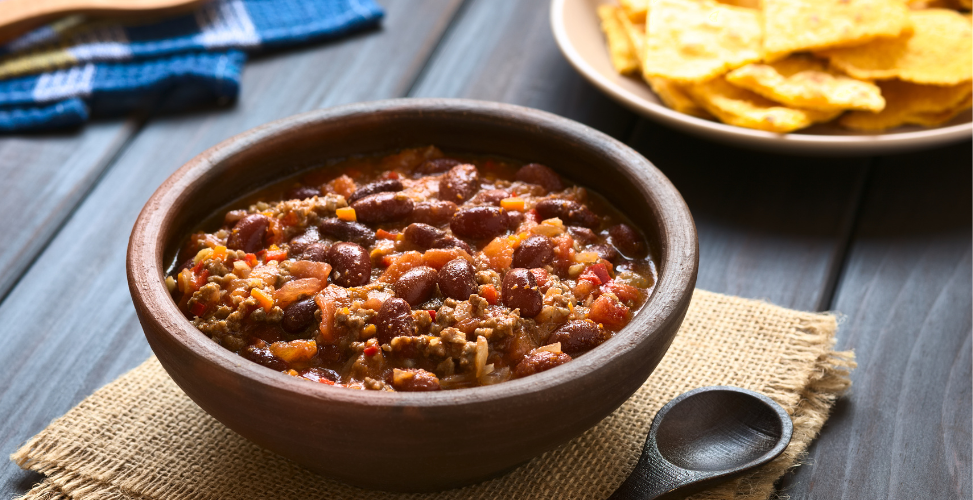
left=608, top=441, right=701, bottom=500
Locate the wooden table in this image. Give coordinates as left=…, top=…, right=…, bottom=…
left=0, top=1, right=969, bottom=498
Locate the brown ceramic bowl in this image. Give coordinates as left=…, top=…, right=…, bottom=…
left=127, top=98, right=698, bottom=492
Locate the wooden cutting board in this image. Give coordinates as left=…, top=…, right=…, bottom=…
left=0, top=0, right=209, bottom=45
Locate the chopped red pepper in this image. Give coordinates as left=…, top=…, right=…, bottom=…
left=244, top=253, right=258, bottom=267
left=383, top=171, right=400, bottom=180
left=376, top=229, right=399, bottom=240
left=190, top=301, right=208, bottom=317
left=363, top=345, right=380, bottom=356
left=427, top=310, right=437, bottom=321
left=192, top=269, right=210, bottom=290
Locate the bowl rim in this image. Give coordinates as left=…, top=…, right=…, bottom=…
left=127, top=97, right=699, bottom=408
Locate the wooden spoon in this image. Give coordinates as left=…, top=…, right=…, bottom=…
left=0, top=0, right=209, bottom=45
left=609, top=386, right=793, bottom=500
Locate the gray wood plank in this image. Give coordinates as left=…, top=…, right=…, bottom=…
left=0, top=1, right=462, bottom=495
left=0, top=121, right=140, bottom=301
left=779, top=141, right=972, bottom=499
left=628, top=121, right=870, bottom=310
left=410, top=0, right=637, bottom=139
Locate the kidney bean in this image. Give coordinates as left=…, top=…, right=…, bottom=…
left=608, top=223, right=646, bottom=258
left=302, top=242, right=329, bottom=262
left=392, top=368, right=441, bottom=391
left=516, top=163, right=563, bottom=193
left=450, top=206, right=509, bottom=240
left=393, top=266, right=439, bottom=306
left=403, top=223, right=445, bottom=249
left=535, top=199, right=599, bottom=228
left=514, top=350, right=571, bottom=378
left=548, top=320, right=610, bottom=355
left=502, top=268, right=543, bottom=317
left=439, top=164, right=480, bottom=203
left=302, top=367, right=340, bottom=383
left=241, top=343, right=287, bottom=371
left=327, top=242, right=371, bottom=287
left=438, top=258, right=477, bottom=301
left=226, top=214, right=269, bottom=253
left=282, top=297, right=318, bottom=334
left=588, top=243, right=619, bottom=262
left=352, top=192, right=414, bottom=223
left=347, top=178, right=403, bottom=204
left=412, top=200, right=458, bottom=227
left=506, top=210, right=525, bottom=230
left=376, top=297, right=415, bottom=344
left=512, top=235, right=554, bottom=269
left=472, top=189, right=509, bottom=205
left=286, top=185, right=321, bottom=200
left=415, top=158, right=461, bottom=175
left=431, top=236, right=472, bottom=254
left=319, top=217, right=376, bottom=247
left=567, top=226, right=597, bottom=245
left=288, top=227, right=320, bottom=255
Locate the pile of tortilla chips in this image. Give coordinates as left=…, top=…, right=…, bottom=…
left=598, top=0, right=972, bottom=132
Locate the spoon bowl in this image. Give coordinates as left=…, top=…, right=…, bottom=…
left=611, top=386, right=793, bottom=500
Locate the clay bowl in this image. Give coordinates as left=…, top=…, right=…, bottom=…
left=127, top=98, right=698, bottom=492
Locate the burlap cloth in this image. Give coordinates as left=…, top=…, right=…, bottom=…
left=11, top=290, right=856, bottom=500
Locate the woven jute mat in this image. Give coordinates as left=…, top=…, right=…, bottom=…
left=11, top=290, right=855, bottom=500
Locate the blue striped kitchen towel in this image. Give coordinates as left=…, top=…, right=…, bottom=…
left=0, top=0, right=383, bottom=132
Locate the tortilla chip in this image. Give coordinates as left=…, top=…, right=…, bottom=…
left=643, top=0, right=762, bottom=83
left=646, top=76, right=715, bottom=117
left=839, top=79, right=973, bottom=130
left=905, top=94, right=972, bottom=127
left=726, top=55, right=886, bottom=111
left=598, top=5, right=641, bottom=75
left=820, top=10, right=972, bottom=86
left=762, top=0, right=912, bottom=60
left=615, top=11, right=713, bottom=117
left=620, top=0, right=649, bottom=23
left=687, top=76, right=843, bottom=132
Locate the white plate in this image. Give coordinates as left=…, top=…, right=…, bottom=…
left=550, top=0, right=973, bottom=155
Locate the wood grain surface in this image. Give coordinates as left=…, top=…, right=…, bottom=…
left=779, top=141, right=973, bottom=500
left=0, top=121, right=141, bottom=301
left=627, top=121, right=870, bottom=311
left=0, top=0, right=969, bottom=497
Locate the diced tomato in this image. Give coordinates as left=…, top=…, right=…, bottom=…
left=245, top=253, right=258, bottom=267
left=279, top=211, right=299, bottom=227
left=427, top=310, right=437, bottom=321
left=376, top=229, right=399, bottom=240
left=379, top=251, right=422, bottom=282
left=264, top=246, right=288, bottom=262
left=190, top=301, right=208, bottom=317
left=590, top=263, right=611, bottom=283
left=363, top=345, right=380, bottom=356
left=578, top=264, right=607, bottom=286
left=588, top=294, right=630, bottom=331
left=600, top=281, right=643, bottom=305
left=480, top=284, right=499, bottom=305
left=383, top=171, right=400, bottom=180
left=481, top=237, right=514, bottom=271
left=318, top=379, right=335, bottom=385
